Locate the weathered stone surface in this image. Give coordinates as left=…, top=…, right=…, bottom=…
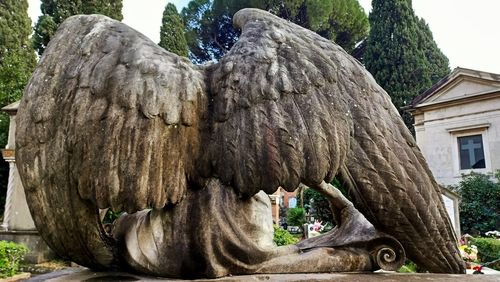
left=32, top=269, right=500, bottom=282
left=16, top=8, right=465, bottom=278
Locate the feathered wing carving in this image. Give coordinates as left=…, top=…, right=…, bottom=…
left=16, top=9, right=464, bottom=274
left=206, top=9, right=464, bottom=273
left=205, top=12, right=354, bottom=196
left=341, top=89, right=465, bottom=272
left=17, top=15, right=206, bottom=213
left=16, top=15, right=206, bottom=266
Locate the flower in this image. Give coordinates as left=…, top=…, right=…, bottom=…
left=459, top=244, right=478, bottom=262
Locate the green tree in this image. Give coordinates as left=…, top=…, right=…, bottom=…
left=0, top=0, right=37, bottom=143
left=455, top=172, right=500, bottom=235
left=303, top=188, right=332, bottom=225
left=0, top=0, right=37, bottom=214
left=303, top=178, right=349, bottom=225
left=364, top=0, right=449, bottom=131
left=317, top=0, right=370, bottom=52
left=287, top=207, right=306, bottom=227
left=159, top=3, right=189, bottom=57
left=33, top=0, right=123, bottom=56
left=181, top=0, right=369, bottom=63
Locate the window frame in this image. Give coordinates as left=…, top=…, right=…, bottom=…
left=457, top=134, right=486, bottom=170
left=450, top=128, right=491, bottom=176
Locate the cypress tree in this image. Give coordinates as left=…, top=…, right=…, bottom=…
left=364, top=0, right=449, bottom=131
left=159, top=3, right=189, bottom=57
left=33, top=0, right=123, bottom=56
left=0, top=0, right=37, bottom=145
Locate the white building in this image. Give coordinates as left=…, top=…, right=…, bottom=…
left=408, top=67, right=500, bottom=237
left=409, top=67, right=500, bottom=186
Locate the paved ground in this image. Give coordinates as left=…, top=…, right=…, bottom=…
left=25, top=268, right=500, bottom=281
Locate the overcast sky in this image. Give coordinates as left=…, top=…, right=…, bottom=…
left=27, top=0, right=500, bottom=74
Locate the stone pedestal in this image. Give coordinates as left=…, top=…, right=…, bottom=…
left=34, top=269, right=500, bottom=282
left=0, top=230, right=55, bottom=263
left=1, top=149, right=35, bottom=231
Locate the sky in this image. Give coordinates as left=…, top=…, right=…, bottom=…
left=27, top=0, right=500, bottom=74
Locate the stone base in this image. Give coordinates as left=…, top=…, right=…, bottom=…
left=2, top=272, right=30, bottom=282
left=27, top=269, right=500, bottom=282
left=0, top=230, right=56, bottom=264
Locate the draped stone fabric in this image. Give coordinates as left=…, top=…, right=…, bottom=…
left=15, top=8, right=465, bottom=277
left=112, top=179, right=376, bottom=278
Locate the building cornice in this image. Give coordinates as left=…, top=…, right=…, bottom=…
left=408, top=67, right=500, bottom=110
left=411, top=89, right=500, bottom=114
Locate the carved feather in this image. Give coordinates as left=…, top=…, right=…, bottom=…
left=17, top=15, right=207, bottom=214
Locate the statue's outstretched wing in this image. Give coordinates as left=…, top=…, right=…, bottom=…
left=205, top=9, right=464, bottom=273
left=203, top=10, right=354, bottom=197
left=16, top=15, right=206, bottom=267
left=341, top=87, right=465, bottom=273
left=17, top=15, right=206, bottom=213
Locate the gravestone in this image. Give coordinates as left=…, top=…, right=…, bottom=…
left=441, top=186, right=461, bottom=237
left=0, top=101, right=54, bottom=263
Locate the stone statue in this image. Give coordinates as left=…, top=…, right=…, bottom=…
left=15, top=9, right=465, bottom=278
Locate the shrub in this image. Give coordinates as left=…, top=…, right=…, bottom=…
left=273, top=225, right=299, bottom=246
left=455, top=172, right=500, bottom=235
left=102, top=209, right=123, bottom=224
left=0, top=241, right=28, bottom=278
left=398, top=261, right=417, bottom=273
left=471, top=237, right=500, bottom=269
left=287, top=207, right=306, bottom=227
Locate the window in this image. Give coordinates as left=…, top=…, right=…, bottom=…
left=448, top=124, right=490, bottom=176
left=458, top=135, right=485, bottom=170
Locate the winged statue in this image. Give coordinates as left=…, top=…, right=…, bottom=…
left=15, top=8, right=465, bottom=278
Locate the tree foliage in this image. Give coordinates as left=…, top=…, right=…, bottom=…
left=0, top=0, right=36, bottom=110
left=303, top=178, right=349, bottom=225
left=286, top=207, right=305, bottom=227
left=181, top=0, right=369, bottom=63
left=0, top=0, right=37, bottom=146
left=364, top=0, right=449, bottom=131
left=455, top=172, right=500, bottom=236
left=33, top=0, right=123, bottom=55
left=303, top=188, right=332, bottom=225
left=159, top=3, right=189, bottom=57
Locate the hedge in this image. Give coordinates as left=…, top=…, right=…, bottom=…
left=471, top=237, right=500, bottom=270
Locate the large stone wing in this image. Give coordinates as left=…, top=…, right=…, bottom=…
left=339, top=85, right=466, bottom=273
left=16, top=15, right=207, bottom=214
left=205, top=9, right=464, bottom=273
left=202, top=9, right=355, bottom=196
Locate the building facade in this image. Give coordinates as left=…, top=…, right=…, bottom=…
left=409, top=67, right=500, bottom=186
